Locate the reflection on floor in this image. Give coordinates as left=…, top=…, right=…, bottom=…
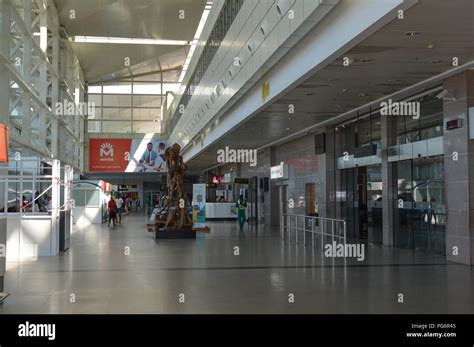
left=1, top=214, right=472, bottom=313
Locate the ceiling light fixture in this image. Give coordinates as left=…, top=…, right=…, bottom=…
left=71, top=36, right=189, bottom=45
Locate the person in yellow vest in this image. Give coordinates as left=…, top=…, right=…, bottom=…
left=235, top=195, right=247, bottom=230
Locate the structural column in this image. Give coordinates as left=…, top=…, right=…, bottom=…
left=443, top=70, right=474, bottom=265
left=381, top=114, right=396, bottom=246
left=0, top=0, right=10, bottom=123
left=0, top=0, right=10, bottom=299
left=319, top=126, right=336, bottom=219
left=51, top=159, right=61, bottom=255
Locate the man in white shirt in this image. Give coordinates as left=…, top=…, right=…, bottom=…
left=115, top=195, right=124, bottom=223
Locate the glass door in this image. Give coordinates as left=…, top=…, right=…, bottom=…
left=393, top=156, right=445, bottom=255
left=412, top=156, right=445, bottom=254
left=367, top=164, right=383, bottom=244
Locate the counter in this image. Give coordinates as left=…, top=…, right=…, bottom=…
left=206, top=202, right=252, bottom=219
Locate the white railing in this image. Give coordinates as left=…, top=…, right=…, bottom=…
left=280, top=214, right=346, bottom=248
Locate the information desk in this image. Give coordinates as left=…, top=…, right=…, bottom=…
left=206, top=202, right=252, bottom=219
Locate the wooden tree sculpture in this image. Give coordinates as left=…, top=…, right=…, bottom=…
left=164, top=143, right=192, bottom=230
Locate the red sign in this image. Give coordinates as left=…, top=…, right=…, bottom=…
left=89, top=139, right=132, bottom=172
left=0, top=124, right=9, bottom=163
left=211, top=175, right=225, bottom=184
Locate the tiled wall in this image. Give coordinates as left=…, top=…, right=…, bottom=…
left=217, top=132, right=328, bottom=225
left=273, top=133, right=327, bottom=217
left=443, top=71, right=474, bottom=265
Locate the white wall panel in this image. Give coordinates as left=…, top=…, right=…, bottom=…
left=171, top=0, right=370, bottom=154
left=178, top=0, right=417, bottom=162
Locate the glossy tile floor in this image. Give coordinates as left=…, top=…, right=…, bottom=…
left=1, top=213, right=473, bottom=314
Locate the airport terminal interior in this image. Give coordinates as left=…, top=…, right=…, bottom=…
left=0, top=0, right=473, bottom=314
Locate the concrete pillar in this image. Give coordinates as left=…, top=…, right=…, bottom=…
left=319, top=127, right=335, bottom=219
left=269, top=146, right=277, bottom=166
left=0, top=0, right=10, bottom=297
left=381, top=114, right=396, bottom=246
left=0, top=0, right=10, bottom=124
left=443, top=70, right=474, bottom=265
left=51, top=159, right=60, bottom=255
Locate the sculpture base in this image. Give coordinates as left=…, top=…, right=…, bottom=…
left=155, top=227, right=196, bottom=239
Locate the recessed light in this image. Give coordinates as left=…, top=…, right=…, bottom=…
left=405, top=31, right=419, bottom=36
left=276, top=5, right=282, bottom=15
left=428, top=43, right=435, bottom=49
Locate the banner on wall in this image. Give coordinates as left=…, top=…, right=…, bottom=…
left=192, top=184, right=206, bottom=228
left=89, top=139, right=167, bottom=172
left=0, top=124, right=9, bottom=163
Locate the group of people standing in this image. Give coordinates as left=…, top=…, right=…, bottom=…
left=20, top=191, right=51, bottom=212
left=107, top=194, right=135, bottom=227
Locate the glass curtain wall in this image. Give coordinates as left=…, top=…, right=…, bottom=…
left=87, top=82, right=177, bottom=134
left=334, top=89, right=444, bottom=250
left=393, top=93, right=443, bottom=145
left=335, top=112, right=381, bottom=242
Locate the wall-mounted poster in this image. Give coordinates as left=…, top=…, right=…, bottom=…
left=129, top=140, right=167, bottom=173
left=192, top=184, right=206, bottom=228
left=89, top=138, right=167, bottom=172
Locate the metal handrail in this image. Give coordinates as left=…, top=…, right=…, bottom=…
left=280, top=214, right=346, bottom=248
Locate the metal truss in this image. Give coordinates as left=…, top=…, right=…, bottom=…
left=0, top=0, right=85, bottom=170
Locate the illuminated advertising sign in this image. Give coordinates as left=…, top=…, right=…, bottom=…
left=89, top=138, right=167, bottom=172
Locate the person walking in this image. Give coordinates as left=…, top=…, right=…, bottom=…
left=235, top=195, right=247, bottom=230
left=115, top=195, right=124, bottom=223
left=107, top=196, right=117, bottom=227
